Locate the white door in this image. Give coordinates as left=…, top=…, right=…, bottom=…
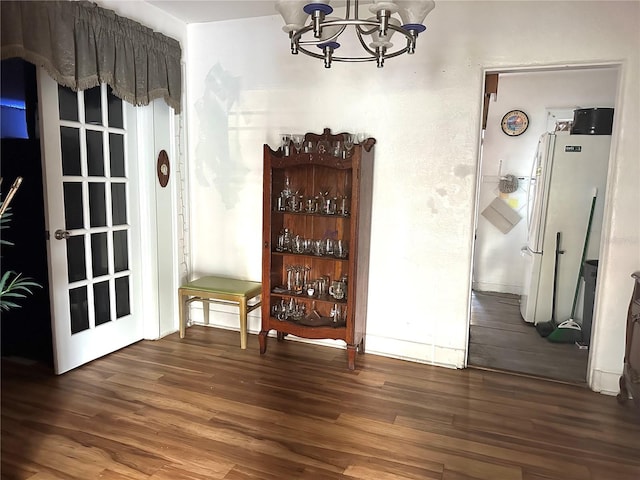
left=38, top=72, right=143, bottom=374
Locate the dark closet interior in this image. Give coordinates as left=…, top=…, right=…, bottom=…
left=1, top=58, right=53, bottom=366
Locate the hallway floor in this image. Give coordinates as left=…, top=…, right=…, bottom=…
left=468, top=290, right=589, bottom=384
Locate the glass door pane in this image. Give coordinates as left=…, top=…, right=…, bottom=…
left=57, top=84, right=130, bottom=334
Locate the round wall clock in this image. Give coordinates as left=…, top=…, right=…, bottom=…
left=501, top=110, right=529, bottom=136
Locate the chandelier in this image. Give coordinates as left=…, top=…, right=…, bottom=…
left=275, top=0, right=436, bottom=68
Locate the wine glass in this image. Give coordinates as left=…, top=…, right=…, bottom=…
left=292, top=134, right=304, bottom=154
left=316, top=139, right=330, bottom=154
left=318, top=186, right=331, bottom=201
left=281, top=133, right=291, bottom=155
left=332, top=140, right=343, bottom=158
left=356, top=132, right=367, bottom=144
left=281, top=175, right=292, bottom=200
left=318, top=186, right=331, bottom=214
left=343, top=133, right=355, bottom=157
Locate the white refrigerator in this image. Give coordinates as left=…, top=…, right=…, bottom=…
left=520, top=132, right=610, bottom=325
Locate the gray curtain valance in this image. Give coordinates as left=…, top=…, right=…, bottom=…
left=1, top=0, right=182, bottom=113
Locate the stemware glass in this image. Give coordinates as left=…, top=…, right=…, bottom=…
left=318, top=185, right=331, bottom=200
left=318, top=186, right=331, bottom=213
left=332, top=140, right=343, bottom=157
left=282, top=175, right=292, bottom=198
left=356, top=132, right=367, bottom=144
left=343, top=133, right=355, bottom=157
left=316, top=139, right=330, bottom=154
left=281, top=133, right=291, bottom=155
left=292, top=134, right=304, bottom=154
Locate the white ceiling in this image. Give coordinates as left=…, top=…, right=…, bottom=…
left=144, top=1, right=279, bottom=24
left=144, top=1, right=348, bottom=25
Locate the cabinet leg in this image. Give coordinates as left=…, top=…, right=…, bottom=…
left=347, top=344, right=357, bottom=370
left=358, top=337, right=366, bottom=354
left=277, top=332, right=288, bottom=341
left=617, top=374, right=629, bottom=404
left=258, top=331, right=268, bottom=354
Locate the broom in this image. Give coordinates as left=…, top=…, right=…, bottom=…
left=535, top=231, right=562, bottom=337
left=548, top=189, right=598, bottom=343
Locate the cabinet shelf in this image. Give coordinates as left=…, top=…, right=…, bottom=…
left=269, top=317, right=346, bottom=328
left=268, top=320, right=347, bottom=339
left=269, top=155, right=353, bottom=170
left=272, top=209, right=351, bottom=219
left=260, top=128, right=375, bottom=369
left=270, top=289, right=348, bottom=304
left=271, top=251, right=349, bottom=262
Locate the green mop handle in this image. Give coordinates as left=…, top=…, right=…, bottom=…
left=571, top=189, right=598, bottom=317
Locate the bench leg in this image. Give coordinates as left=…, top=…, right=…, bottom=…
left=239, top=300, right=248, bottom=349
left=203, top=300, right=210, bottom=325
left=179, top=290, right=187, bottom=338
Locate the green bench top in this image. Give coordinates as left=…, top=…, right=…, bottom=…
left=181, top=276, right=262, bottom=298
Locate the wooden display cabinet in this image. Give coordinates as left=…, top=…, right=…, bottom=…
left=259, top=128, right=375, bottom=369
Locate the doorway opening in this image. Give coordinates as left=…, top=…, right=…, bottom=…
left=468, top=65, right=619, bottom=384
left=1, top=58, right=53, bottom=367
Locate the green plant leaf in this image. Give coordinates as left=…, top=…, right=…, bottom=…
left=2, top=292, right=28, bottom=298
left=0, top=271, right=42, bottom=311
left=1, top=206, right=14, bottom=245
left=0, top=270, right=11, bottom=290
left=1, top=199, right=42, bottom=311
left=1, top=300, right=21, bottom=311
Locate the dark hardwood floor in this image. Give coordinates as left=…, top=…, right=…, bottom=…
left=468, top=291, right=589, bottom=384
left=2, top=326, right=639, bottom=479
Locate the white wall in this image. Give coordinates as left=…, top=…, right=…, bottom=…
left=183, top=1, right=639, bottom=393
left=474, top=68, right=619, bottom=295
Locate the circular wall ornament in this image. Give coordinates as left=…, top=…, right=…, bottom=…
left=157, top=149, right=170, bottom=187
left=501, top=110, right=529, bottom=136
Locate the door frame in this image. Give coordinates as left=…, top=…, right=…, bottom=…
left=465, top=62, right=622, bottom=387
left=134, top=99, right=181, bottom=340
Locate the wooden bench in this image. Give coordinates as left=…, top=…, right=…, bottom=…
left=178, top=276, right=262, bottom=349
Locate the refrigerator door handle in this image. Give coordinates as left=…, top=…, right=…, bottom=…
left=526, top=163, right=536, bottom=230
left=521, top=245, right=541, bottom=256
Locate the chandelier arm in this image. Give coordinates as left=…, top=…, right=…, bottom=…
left=309, top=24, right=349, bottom=45
left=377, top=46, right=411, bottom=59
left=354, top=25, right=378, bottom=57
left=296, top=44, right=411, bottom=63
left=296, top=45, right=379, bottom=63
left=322, top=19, right=380, bottom=28
left=356, top=23, right=379, bottom=36
left=345, top=0, right=353, bottom=20
left=291, top=21, right=350, bottom=46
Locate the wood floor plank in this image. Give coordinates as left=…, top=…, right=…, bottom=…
left=469, top=291, right=588, bottom=383
left=2, top=327, right=639, bottom=480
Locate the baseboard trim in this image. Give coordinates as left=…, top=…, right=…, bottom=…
left=361, top=334, right=464, bottom=369
left=473, top=281, right=522, bottom=295
left=190, top=304, right=620, bottom=396
left=589, top=368, right=622, bottom=396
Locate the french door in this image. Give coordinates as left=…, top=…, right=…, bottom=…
left=38, top=72, right=143, bottom=374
